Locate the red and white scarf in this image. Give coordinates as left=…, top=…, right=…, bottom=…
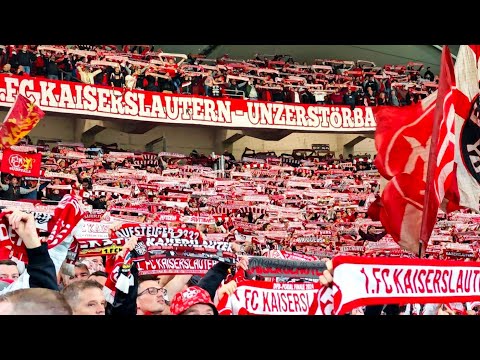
left=103, top=254, right=131, bottom=304
left=0, top=195, right=85, bottom=263
left=327, top=256, right=480, bottom=314
left=217, top=279, right=324, bottom=315
left=218, top=256, right=480, bottom=315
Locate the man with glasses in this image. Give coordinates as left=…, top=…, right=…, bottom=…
left=136, top=276, right=169, bottom=315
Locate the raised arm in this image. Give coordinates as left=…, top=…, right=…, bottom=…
left=2, top=210, right=58, bottom=291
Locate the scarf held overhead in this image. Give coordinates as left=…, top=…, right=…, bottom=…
left=218, top=256, right=480, bottom=315
left=0, top=195, right=85, bottom=263
left=329, top=256, right=480, bottom=314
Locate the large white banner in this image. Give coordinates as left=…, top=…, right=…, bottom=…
left=0, top=74, right=377, bottom=132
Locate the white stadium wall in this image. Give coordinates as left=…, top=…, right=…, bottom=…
left=0, top=110, right=76, bottom=144
left=351, top=137, right=375, bottom=155
left=94, top=124, right=217, bottom=155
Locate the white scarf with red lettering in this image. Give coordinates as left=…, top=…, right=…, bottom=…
left=217, top=279, right=326, bottom=315
left=217, top=256, right=480, bottom=315
left=327, top=256, right=480, bottom=314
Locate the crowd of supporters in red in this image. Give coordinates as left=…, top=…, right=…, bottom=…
left=0, top=44, right=437, bottom=107
left=0, top=45, right=478, bottom=316
left=0, top=138, right=478, bottom=315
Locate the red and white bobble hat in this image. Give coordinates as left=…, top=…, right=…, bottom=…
left=169, top=286, right=218, bottom=315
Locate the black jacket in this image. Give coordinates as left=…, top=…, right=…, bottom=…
left=44, top=57, right=60, bottom=77
left=15, top=50, right=36, bottom=67
left=26, top=243, right=58, bottom=291
left=198, top=262, right=231, bottom=301
left=424, top=69, right=435, bottom=81
left=106, top=265, right=139, bottom=316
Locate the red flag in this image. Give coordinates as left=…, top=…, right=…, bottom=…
left=371, top=45, right=480, bottom=256
left=0, top=148, right=42, bottom=177
left=420, top=45, right=456, bottom=249
left=371, top=93, right=437, bottom=255
left=0, top=94, right=45, bottom=150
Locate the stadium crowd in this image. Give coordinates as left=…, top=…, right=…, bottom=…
left=0, top=137, right=478, bottom=315
left=0, top=45, right=479, bottom=315
left=0, top=44, right=438, bottom=107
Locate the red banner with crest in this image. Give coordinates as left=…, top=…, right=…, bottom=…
left=1, top=148, right=41, bottom=177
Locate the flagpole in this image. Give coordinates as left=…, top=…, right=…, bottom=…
left=419, top=45, right=453, bottom=257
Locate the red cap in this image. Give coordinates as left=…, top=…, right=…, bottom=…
left=169, top=286, right=218, bottom=315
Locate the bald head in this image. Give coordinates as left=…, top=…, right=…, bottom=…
left=0, top=288, right=72, bottom=315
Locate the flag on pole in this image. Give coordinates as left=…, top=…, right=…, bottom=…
left=370, top=45, right=480, bottom=256
left=370, top=92, right=437, bottom=255
left=419, top=45, right=456, bottom=249
left=0, top=94, right=45, bottom=150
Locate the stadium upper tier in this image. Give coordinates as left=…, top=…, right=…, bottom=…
left=0, top=45, right=438, bottom=106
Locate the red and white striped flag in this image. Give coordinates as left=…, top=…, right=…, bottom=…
left=420, top=45, right=456, bottom=248
left=370, top=92, right=437, bottom=255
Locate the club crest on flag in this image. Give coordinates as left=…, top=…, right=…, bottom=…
left=461, top=94, right=480, bottom=183
left=1, top=148, right=42, bottom=177
left=8, top=153, right=35, bottom=172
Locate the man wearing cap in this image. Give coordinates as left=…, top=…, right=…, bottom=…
left=170, top=285, right=218, bottom=315
left=169, top=255, right=249, bottom=315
